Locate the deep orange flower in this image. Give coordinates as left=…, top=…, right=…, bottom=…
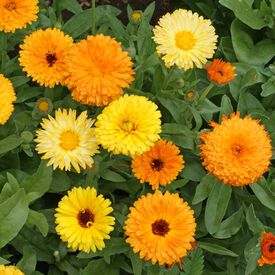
left=65, top=34, right=134, bottom=106
left=258, top=231, right=275, bottom=266
left=199, top=113, right=272, bottom=187
left=131, top=140, right=184, bottom=189
left=205, top=59, right=237, bottom=84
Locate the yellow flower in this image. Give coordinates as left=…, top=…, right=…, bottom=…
left=95, top=95, right=161, bottom=156
left=131, top=10, right=143, bottom=22
left=35, top=109, right=99, bottom=173
left=124, top=190, right=196, bottom=265
left=55, top=187, right=115, bottom=253
left=35, top=97, right=53, bottom=116
left=153, top=9, right=218, bottom=70
left=199, top=113, right=272, bottom=186
left=19, top=28, right=73, bottom=88
left=0, top=0, right=38, bottom=33
left=0, top=265, right=24, bottom=274
left=0, top=74, right=16, bottom=125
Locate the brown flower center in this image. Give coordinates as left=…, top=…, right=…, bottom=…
left=231, top=144, right=243, bottom=156
left=269, top=244, right=275, bottom=252
left=5, top=2, right=16, bottom=11
left=152, top=219, right=170, bottom=236
left=77, top=209, right=94, bottom=228
left=218, top=70, right=224, bottom=76
left=46, top=53, right=57, bottom=67
left=151, top=159, right=164, bottom=171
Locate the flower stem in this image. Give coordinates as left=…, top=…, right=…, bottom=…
left=91, top=0, right=96, bottom=35
left=197, top=82, right=214, bottom=105
left=0, top=32, right=8, bottom=72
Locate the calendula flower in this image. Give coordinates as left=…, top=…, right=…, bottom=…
left=153, top=9, right=218, bottom=70
left=199, top=113, right=272, bottom=187
left=258, top=231, right=275, bottom=266
left=35, top=97, right=53, bottom=116
left=131, top=10, right=143, bottom=23
left=124, top=190, right=196, bottom=265
left=55, top=187, right=115, bottom=253
left=19, top=28, right=73, bottom=88
left=95, top=95, right=161, bottom=156
left=0, top=74, right=16, bottom=125
left=132, top=140, right=184, bottom=189
left=205, top=59, right=237, bottom=84
left=0, top=0, right=38, bottom=33
left=35, top=109, right=99, bottom=173
left=65, top=34, right=134, bottom=106
left=0, top=265, right=24, bottom=275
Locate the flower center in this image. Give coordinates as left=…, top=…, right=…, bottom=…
left=151, top=158, right=164, bottom=171
left=46, top=53, right=57, bottom=67
left=5, top=2, right=16, bottom=11
left=152, top=219, right=170, bottom=236
left=269, top=244, right=275, bottom=252
left=175, top=31, right=196, bottom=51
left=120, top=120, right=136, bottom=133
left=77, top=209, right=94, bottom=228
left=218, top=70, right=224, bottom=76
left=60, top=131, right=79, bottom=151
left=231, top=144, right=243, bottom=156
left=38, top=101, right=49, bottom=112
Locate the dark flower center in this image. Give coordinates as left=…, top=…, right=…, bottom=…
left=5, top=2, right=16, bottom=11
left=151, top=158, right=164, bottom=171
left=218, top=70, right=224, bottom=76
left=152, top=219, right=170, bottom=236
left=46, top=53, right=57, bottom=67
left=269, top=244, right=275, bottom=252
left=77, top=209, right=94, bottom=228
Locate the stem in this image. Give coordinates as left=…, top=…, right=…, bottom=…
left=162, top=66, right=176, bottom=90
left=0, top=32, right=8, bottom=72
left=91, top=0, right=96, bottom=35
left=197, top=82, right=214, bottom=105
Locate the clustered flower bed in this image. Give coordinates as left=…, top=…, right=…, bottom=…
left=0, top=0, right=274, bottom=274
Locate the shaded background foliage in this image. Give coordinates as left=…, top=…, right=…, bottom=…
left=0, top=0, right=275, bottom=274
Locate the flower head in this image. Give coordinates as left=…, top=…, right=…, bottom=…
left=35, top=109, right=99, bottom=173
left=153, top=9, right=217, bottom=70
left=19, top=28, right=73, bottom=88
left=0, top=0, right=38, bottom=33
left=95, top=95, right=161, bottom=156
left=35, top=97, right=53, bottom=116
left=124, top=190, right=196, bottom=265
left=55, top=187, right=115, bottom=253
left=0, top=265, right=24, bottom=274
left=0, top=74, right=16, bottom=125
left=258, top=231, right=275, bottom=266
left=65, top=34, right=134, bottom=106
left=199, top=113, right=272, bottom=187
left=132, top=140, right=184, bottom=189
left=131, top=10, right=143, bottom=23
left=205, top=59, right=237, bottom=84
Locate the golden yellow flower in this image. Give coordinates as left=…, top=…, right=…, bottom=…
left=199, top=113, right=272, bottom=187
left=35, top=109, right=99, bottom=173
left=65, top=34, right=134, bottom=106
left=153, top=9, right=218, bottom=70
left=95, top=94, right=161, bottom=156
left=35, top=97, right=53, bottom=116
left=0, top=0, right=38, bottom=33
left=131, top=10, right=143, bottom=22
left=19, top=28, right=73, bottom=88
left=0, top=265, right=24, bottom=274
left=124, top=190, right=196, bottom=265
left=0, top=74, right=16, bottom=125
left=55, top=187, right=115, bottom=253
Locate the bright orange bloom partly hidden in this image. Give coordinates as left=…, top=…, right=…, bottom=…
left=132, top=140, right=184, bottom=189
left=65, top=34, right=134, bottom=106
left=258, top=232, right=275, bottom=266
left=205, top=59, right=237, bottom=84
left=124, top=190, right=196, bottom=266
left=199, top=113, right=272, bottom=187
left=0, top=0, right=38, bottom=33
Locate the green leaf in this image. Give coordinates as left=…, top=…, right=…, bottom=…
left=129, top=251, right=143, bottom=275
left=9, top=76, right=30, bottom=88
left=0, top=135, right=23, bottom=156
left=181, top=248, right=204, bottom=275
left=100, top=169, right=126, bottom=182
left=219, top=95, right=234, bottom=120
left=49, top=170, right=71, bottom=193
left=181, top=155, right=206, bottom=182
left=0, top=257, right=9, bottom=264
left=81, top=259, right=119, bottom=275
left=26, top=210, right=49, bottom=237
left=17, top=246, right=37, bottom=274
left=246, top=204, right=265, bottom=234
left=57, top=0, right=82, bottom=14
left=205, top=181, right=232, bottom=234
left=198, top=242, right=238, bottom=257
left=0, top=189, right=29, bottom=248
left=261, top=77, right=275, bottom=97
left=244, top=236, right=261, bottom=275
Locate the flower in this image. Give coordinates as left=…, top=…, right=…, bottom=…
left=124, top=190, right=196, bottom=265
left=55, top=187, right=115, bottom=253
left=35, top=97, right=53, bottom=116
left=153, top=9, right=218, bottom=70
left=0, top=265, right=24, bottom=275
left=205, top=59, right=237, bottom=84
left=35, top=109, right=99, bottom=173
left=0, top=0, right=38, bottom=33
left=95, top=94, right=161, bottom=156
left=199, top=113, right=272, bottom=187
left=0, top=74, right=16, bottom=125
left=65, top=34, right=134, bottom=106
left=131, top=10, right=143, bottom=23
left=19, top=28, right=73, bottom=88
left=258, top=231, right=275, bottom=266
left=131, top=140, right=184, bottom=189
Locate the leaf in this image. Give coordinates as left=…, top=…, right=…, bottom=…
left=0, top=135, right=23, bottom=156
left=244, top=236, right=261, bottom=275
left=26, top=210, right=49, bottom=237
left=181, top=248, right=204, bottom=275
left=261, top=77, right=275, bottom=97
left=0, top=257, right=9, bottom=264
left=100, top=169, right=126, bottom=182
left=9, top=76, right=30, bottom=88
left=17, top=246, right=37, bottom=274
left=49, top=170, right=71, bottom=193
left=57, top=0, right=82, bottom=14
left=0, top=189, right=29, bottom=248
left=205, top=181, right=232, bottom=234
left=198, top=242, right=238, bottom=257
left=81, top=259, right=119, bottom=275
left=129, top=251, right=143, bottom=275
left=246, top=204, right=265, bottom=234
left=219, top=95, right=234, bottom=120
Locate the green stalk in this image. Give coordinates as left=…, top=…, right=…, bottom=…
left=197, top=82, right=214, bottom=105
left=91, top=0, right=96, bottom=35
left=0, top=32, right=8, bottom=72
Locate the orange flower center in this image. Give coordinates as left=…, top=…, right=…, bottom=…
left=46, top=53, right=57, bottom=67
left=231, top=144, right=243, bottom=156
left=151, top=158, right=164, bottom=171
left=175, top=31, right=196, bottom=51
left=5, top=2, right=16, bottom=11
left=152, top=219, right=170, bottom=236
left=38, top=100, right=49, bottom=112
left=120, top=120, right=136, bottom=133
left=60, top=131, right=79, bottom=151
left=77, top=209, right=94, bottom=228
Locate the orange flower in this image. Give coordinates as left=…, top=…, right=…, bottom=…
left=199, top=113, right=272, bottom=187
left=205, top=59, right=237, bottom=84
left=65, top=34, right=134, bottom=106
left=258, top=232, right=275, bottom=266
left=131, top=140, right=184, bottom=189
